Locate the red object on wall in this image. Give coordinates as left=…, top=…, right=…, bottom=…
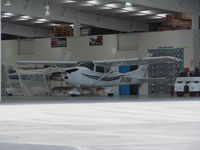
left=183, top=68, right=189, bottom=72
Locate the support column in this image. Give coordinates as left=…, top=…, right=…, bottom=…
left=73, top=9, right=80, bottom=36
left=0, top=0, right=1, bottom=102
left=192, top=13, right=200, bottom=69
left=192, top=13, right=199, bottom=30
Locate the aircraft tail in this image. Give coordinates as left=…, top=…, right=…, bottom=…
left=55, top=50, right=72, bottom=61
left=126, top=65, right=168, bottom=83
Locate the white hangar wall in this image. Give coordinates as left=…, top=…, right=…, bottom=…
left=2, top=30, right=196, bottom=95
left=66, top=35, right=118, bottom=61
left=2, top=39, right=64, bottom=65
left=67, top=30, right=194, bottom=69
left=2, top=30, right=195, bottom=68
left=139, top=30, right=195, bottom=68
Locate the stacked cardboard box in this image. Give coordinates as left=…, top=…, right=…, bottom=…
left=158, top=13, right=193, bottom=31
left=166, top=14, right=192, bottom=28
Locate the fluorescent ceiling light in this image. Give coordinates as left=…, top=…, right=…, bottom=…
left=21, top=16, right=32, bottom=19
left=49, top=23, right=60, bottom=26
left=69, top=24, right=74, bottom=28
left=99, top=6, right=113, bottom=10
left=156, top=14, right=167, bottom=17
left=151, top=16, right=163, bottom=19
left=104, top=4, right=119, bottom=8
left=131, top=13, right=147, bottom=16
left=81, top=3, right=95, bottom=6
left=87, top=0, right=99, bottom=5
left=2, top=15, right=11, bottom=18
left=3, top=12, right=14, bottom=16
left=64, top=0, right=76, bottom=3
left=17, top=18, right=29, bottom=21
left=4, top=0, right=12, bottom=6
left=37, top=18, right=48, bottom=22
left=33, top=21, right=44, bottom=24
left=122, top=7, right=138, bottom=11
left=139, top=10, right=154, bottom=14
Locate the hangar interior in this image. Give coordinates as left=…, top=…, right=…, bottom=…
left=1, top=0, right=200, bottom=97
left=1, top=1, right=200, bottom=150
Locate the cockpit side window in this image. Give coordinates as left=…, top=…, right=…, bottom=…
left=8, top=68, right=16, bottom=74
left=105, top=67, right=111, bottom=73
left=96, top=66, right=105, bottom=73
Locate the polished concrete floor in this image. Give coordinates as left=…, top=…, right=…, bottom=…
left=0, top=96, right=200, bottom=150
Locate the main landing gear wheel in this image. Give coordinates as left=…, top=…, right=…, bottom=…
left=68, top=89, right=81, bottom=97
left=189, top=92, right=196, bottom=97
left=107, top=93, right=114, bottom=97
left=70, top=94, right=79, bottom=97
left=105, top=88, right=114, bottom=97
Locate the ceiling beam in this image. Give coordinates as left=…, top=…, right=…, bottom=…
left=2, top=22, right=52, bottom=38
left=2, top=0, right=148, bottom=32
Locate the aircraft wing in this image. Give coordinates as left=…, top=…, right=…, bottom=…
left=138, top=78, right=169, bottom=83
left=93, top=56, right=182, bottom=66
left=16, top=61, right=78, bottom=66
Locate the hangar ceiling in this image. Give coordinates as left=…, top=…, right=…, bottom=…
left=46, top=0, right=176, bottom=22
left=1, top=0, right=200, bottom=37
left=2, top=0, right=176, bottom=29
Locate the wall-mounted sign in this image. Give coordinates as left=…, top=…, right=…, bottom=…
left=51, top=37, right=67, bottom=48
left=89, top=35, right=103, bottom=46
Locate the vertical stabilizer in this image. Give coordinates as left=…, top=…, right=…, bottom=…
left=55, top=50, right=72, bottom=61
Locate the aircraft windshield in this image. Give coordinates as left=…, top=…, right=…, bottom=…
left=78, top=61, right=111, bottom=73
left=78, top=61, right=94, bottom=71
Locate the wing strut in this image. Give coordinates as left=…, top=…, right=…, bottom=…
left=92, top=61, right=124, bottom=86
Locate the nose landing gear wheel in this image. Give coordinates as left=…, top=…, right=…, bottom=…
left=70, top=94, right=79, bottom=97
left=107, top=93, right=114, bottom=97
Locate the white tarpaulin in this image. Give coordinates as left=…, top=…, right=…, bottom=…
left=17, top=70, right=49, bottom=96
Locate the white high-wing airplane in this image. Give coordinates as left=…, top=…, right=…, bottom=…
left=4, top=51, right=72, bottom=96
left=16, top=56, right=182, bottom=96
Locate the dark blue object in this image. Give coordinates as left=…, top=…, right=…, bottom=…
left=119, top=66, right=131, bottom=95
